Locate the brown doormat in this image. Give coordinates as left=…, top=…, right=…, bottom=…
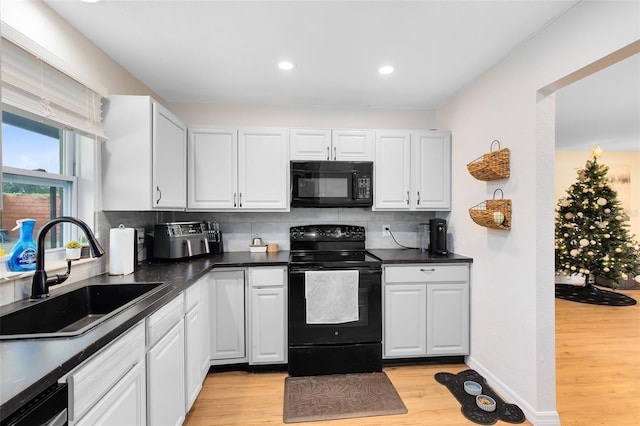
left=283, top=372, right=408, bottom=423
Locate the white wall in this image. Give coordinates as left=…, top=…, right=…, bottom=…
left=169, top=102, right=436, bottom=130
left=0, top=0, right=158, bottom=98
left=437, top=1, right=640, bottom=424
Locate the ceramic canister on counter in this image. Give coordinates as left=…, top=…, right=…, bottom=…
left=109, top=224, right=135, bottom=275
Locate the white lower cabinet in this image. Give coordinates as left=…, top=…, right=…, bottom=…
left=210, top=270, right=246, bottom=363
left=66, top=322, right=146, bottom=426
left=75, top=361, right=146, bottom=426
left=209, top=267, right=288, bottom=366
left=146, top=295, right=186, bottom=426
left=383, top=264, right=470, bottom=358
left=185, top=277, right=210, bottom=411
left=384, top=284, right=427, bottom=358
left=248, top=267, right=287, bottom=365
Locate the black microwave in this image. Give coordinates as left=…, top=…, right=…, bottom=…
left=290, top=161, right=373, bottom=208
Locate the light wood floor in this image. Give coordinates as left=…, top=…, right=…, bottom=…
left=555, top=289, right=639, bottom=425
left=185, top=289, right=639, bottom=425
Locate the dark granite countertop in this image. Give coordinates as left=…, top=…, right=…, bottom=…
left=0, top=251, right=289, bottom=421
left=368, top=249, right=473, bottom=264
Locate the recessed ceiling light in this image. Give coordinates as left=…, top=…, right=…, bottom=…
left=378, top=65, right=394, bottom=75
left=81, top=0, right=103, bottom=3
left=278, top=61, right=295, bottom=71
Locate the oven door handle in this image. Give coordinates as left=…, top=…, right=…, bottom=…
left=289, top=266, right=381, bottom=273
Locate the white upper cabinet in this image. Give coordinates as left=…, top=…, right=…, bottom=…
left=411, top=131, right=451, bottom=211
left=374, top=131, right=412, bottom=209
left=290, top=128, right=374, bottom=161
left=188, top=128, right=238, bottom=210
left=289, top=128, right=332, bottom=160
left=187, top=127, right=289, bottom=211
left=102, top=95, right=187, bottom=211
left=374, top=130, right=451, bottom=211
left=238, top=128, right=289, bottom=210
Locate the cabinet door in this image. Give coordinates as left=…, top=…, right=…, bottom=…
left=75, top=361, right=146, bottom=426
left=332, top=129, right=374, bottom=161
left=147, top=320, right=186, bottom=426
left=198, top=280, right=211, bottom=379
left=290, top=128, right=332, bottom=160
left=152, top=102, right=187, bottom=209
left=250, top=287, right=286, bottom=364
left=411, top=131, right=451, bottom=210
left=426, top=283, right=469, bottom=355
left=238, top=128, right=289, bottom=210
left=102, top=95, right=153, bottom=210
left=383, top=284, right=427, bottom=358
left=67, top=322, right=145, bottom=423
left=185, top=302, right=206, bottom=411
left=374, top=131, right=411, bottom=210
left=187, top=128, right=238, bottom=209
left=210, top=270, right=246, bottom=361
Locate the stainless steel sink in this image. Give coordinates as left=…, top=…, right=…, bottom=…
left=0, top=283, right=165, bottom=339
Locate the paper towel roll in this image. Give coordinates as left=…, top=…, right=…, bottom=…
left=109, top=225, right=135, bottom=275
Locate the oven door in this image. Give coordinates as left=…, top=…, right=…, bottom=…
left=290, top=161, right=373, bottom=207
left=288, top=266, right=381, bottom=345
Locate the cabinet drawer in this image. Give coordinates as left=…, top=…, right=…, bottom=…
left=385, top=264, right=468, bottom=283
left=185, top=279, right=203, bottom=312
left=67, top=321, right=145, bottom=422
left=146, top=294, right=184, bottom=347
left=249, top=267, right=286, bottom=287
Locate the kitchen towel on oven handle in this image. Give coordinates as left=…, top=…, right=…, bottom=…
left=304, top=270, right=359, bottom=324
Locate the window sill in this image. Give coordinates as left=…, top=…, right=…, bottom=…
left=1, top=257, right=97, bottom=281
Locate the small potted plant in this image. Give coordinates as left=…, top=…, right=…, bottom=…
left=65, top=240, right=82, bottom=260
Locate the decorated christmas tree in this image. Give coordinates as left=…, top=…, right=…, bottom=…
left=555, top=145, right=640, bottom=289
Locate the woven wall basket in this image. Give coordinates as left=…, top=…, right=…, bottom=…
left=467, top=140, right=510, bottom=181
left=469, top=189, right=512, bottom=230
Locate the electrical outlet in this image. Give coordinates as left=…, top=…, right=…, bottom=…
left=382, top=224, right=390, bottom=237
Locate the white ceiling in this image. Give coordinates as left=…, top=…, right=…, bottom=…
left=44, top=0, right=579, bottom=109
left=43, top=0, right=638, bottom=151
left=555, top=53, right=640, bottom=152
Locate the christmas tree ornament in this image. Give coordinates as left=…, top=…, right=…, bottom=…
left=590, top=144, right=604, bottom=159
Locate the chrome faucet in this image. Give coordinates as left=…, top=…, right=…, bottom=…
left=30, top=217, right=105, bottom=300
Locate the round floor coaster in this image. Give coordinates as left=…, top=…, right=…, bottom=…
left=555, top=284, right=637, bottom=306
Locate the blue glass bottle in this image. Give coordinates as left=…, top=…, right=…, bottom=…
left=7, top=219, right=37, bottom=272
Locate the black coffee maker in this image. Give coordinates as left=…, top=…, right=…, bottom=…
left=429, top=218, right=448, bottom=255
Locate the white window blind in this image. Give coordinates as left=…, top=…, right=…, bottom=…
left=1, top=38, right=106, bottom=139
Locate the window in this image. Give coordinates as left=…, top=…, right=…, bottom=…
left=1, top=111, right=78, bottom=250
left=0, top=36, right=104, bottom=258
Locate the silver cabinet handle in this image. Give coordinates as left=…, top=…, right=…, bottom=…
left=326, top=146, right=330, bottom=160
left=406, top=191, right=410, bottom=205
left=420, top=268, right=436, bottom=272
left=233, top=192, right=237, bottom=207
left=417, top=191, right=421, bottom=205
left=239, top=192, right=243, bottom=208
left=333, top=146, right=337, bottom=160
left=156, top=186, right=162, bottom=205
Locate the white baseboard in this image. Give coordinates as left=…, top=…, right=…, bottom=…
left=465, top=356, right=561, bottom=426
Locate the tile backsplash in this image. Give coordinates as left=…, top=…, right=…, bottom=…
left=102, top=208, right=440, bottom=253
